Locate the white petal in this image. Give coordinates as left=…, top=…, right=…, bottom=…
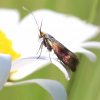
left=69, top=24, right=100, bottom=44
left=79, top=41, right=100, bottom=49
left=20, top=9, right=99, bottom=46
left=5, top=79, right=67, bottom=100
left=0, top=9, right=20, bottom=39
left=0, top=53, right=11, bottom=90
left=10, top=58, right=50, bottom=80
left=29, top=56, right=71, bottom=80
left=74, top=47, right=96, bottom=62
left=10, top=56, right=70, bottom=81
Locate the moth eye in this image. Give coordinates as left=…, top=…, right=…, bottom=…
left=39, top=34, right=43, bottom=38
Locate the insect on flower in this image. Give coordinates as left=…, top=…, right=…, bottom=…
left=23, top=7, right=79, bottom=72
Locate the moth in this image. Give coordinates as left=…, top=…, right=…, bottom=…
left=23, top=7, right=79, bottom=72
left=38, top=31, right=79, bottom=72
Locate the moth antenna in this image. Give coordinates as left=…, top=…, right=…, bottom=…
left=23, top=6, right=40, bottom=32
left=40, top=18, right=43, bottom=32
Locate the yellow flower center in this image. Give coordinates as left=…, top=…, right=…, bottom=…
left=0, top=30, right=21, bottom=80
left=0, top=30, right=21, bottom=60
left=0, top=30, right=21, bottom=81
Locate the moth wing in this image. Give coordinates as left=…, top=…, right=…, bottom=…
left=48, top=38, right=79, bottom=72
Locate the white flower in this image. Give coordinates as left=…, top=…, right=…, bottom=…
left=0, top=8, right=100, bottom=100
left=0, top=53, right=11, bottom=90
left=0, top=8, right=100, bottom=80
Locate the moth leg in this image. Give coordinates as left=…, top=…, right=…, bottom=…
left=37, top=42, right=44, bottom=59
left=59, top=60, right=69, bottom=71
left=53, top=57, right=59, bottom=62
left=54, top=58, right=64, bottom=65
left=38, top=34, right=40, bottom=42
left=36, top=42, right=43, bottom=55
left=48, top=51, right=52, bottom=62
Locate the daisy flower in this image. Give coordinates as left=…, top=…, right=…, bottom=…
left=0, top=8, right=100, bottom=100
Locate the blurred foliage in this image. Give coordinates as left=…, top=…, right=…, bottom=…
left=0, top=0, right=100, bottom=100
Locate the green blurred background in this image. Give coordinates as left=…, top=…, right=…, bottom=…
left=0, top=0, right=100, bottom=100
